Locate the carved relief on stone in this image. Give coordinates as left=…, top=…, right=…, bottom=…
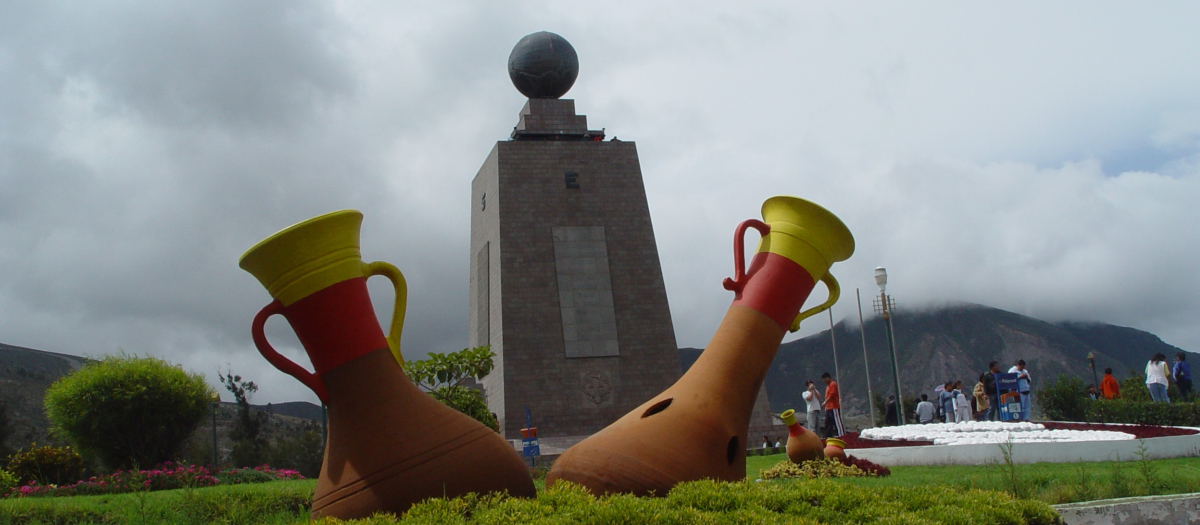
left=581, top=370, right=615, bottom=408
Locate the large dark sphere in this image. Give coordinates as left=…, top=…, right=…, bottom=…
left=508, top=32, right=579, bottom=99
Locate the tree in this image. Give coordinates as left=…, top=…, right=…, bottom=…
left=268, top=429, right=324, bottom=478
left=220, top=369, right=270, bottom=467
left=44, top=354, right=214, bottom=470
left=1038, top=374, right=1089, bottom=421
left=403, top=346, right=498, bottom=431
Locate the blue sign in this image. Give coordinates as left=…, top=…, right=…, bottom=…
left=993, top=372, right=1023, bottom=421
left=522, top=407, right=540, bottom=458
left=522, top=438, right=540, bottom=457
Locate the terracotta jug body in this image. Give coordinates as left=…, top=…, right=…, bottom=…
left=823, top=438, right=848, bottom=460
left=545, top=196, right=854, bottom=496
left=780, top=409, right=823, bottom=463
left=239, top=210, right=535, bottom=519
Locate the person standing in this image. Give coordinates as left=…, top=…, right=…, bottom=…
left=821, top=372, right=844, bottom=438
left=915, top=394, right=935, bottom=424
left=1174, top=352, right=1192, bottom=401
left=938, top=382, right=956, bottom=423
left=802, top=380, right=823, bottom=433
left=954, top=380, right=972, bottom=423
left=1146, top=353, right=1171, bottom=403
left=973, top=373, right=989, bottom=421
left=1008, top=360, right=1032, bottom=420
left=983, top=362, right=1001, bottom=421
left=884, top=394, right=899, bottom=426
left=1100, top=367, right=1121, bottom=399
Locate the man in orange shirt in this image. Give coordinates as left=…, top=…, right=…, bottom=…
left=1100, top=367, right=1121, bottom=399
left=821, top=372, right=844, bottom=438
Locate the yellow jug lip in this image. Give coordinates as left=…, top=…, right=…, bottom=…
left=780, top=409, right=797, bottom=426
left=761, top=196, right=855, bottom=263
left=238, top=209, right=363, bottom=270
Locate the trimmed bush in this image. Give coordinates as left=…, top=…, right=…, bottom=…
left=44, top=354, right=215, bottom=470
left=5, top=445, right=85, bottom=486
left=1086, top=399, right=1200, bottom=426
left=314, top=479, right=1060, bottom=524
left=759, top=457, right=869, bottom=480
left=1037, top=374, right=1089, bottom=421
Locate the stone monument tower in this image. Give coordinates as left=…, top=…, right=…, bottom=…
left=469, top=32, right=776, bottom=440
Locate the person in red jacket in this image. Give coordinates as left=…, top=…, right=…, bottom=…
left=1100, top=368, right=1121, bottom=399
left=821, top=372, right=844, bottom=438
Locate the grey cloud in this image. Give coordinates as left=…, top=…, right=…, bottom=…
left=1, top=2, right=1198, bottom=405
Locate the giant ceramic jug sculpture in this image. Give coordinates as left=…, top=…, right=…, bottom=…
left=546, top=196, right=854, bottom=496
left=239, top=210, right=535, bottom=519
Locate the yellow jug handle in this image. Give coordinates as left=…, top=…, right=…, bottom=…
left=365, top=261, right=407, bottom=366
left=789, top=272, right=840, bottom=333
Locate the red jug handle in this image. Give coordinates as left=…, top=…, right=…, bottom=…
left=252, top=300, right=329, bottom=403
left=723, top=219, right=771, bottom=293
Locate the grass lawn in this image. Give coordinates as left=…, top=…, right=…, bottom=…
left=748, top=452, right=1200, bottom=504
left=6, top=455, right=1200, bottom=523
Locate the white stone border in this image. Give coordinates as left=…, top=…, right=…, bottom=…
left=848, top=423, right=1200, bottom=466
left=1055, top=492, right=1200, bottom=525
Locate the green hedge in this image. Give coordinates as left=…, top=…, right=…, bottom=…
left=318, top=479, right=1060, bottom=525
left=1085, top=399, right=1200, bottom=426
left=1039, top=373, right=1200, bottom=426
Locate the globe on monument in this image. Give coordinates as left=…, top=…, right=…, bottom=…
left=508, top=31, right=579, bottom=99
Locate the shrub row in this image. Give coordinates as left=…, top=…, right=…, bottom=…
left=5, top=445, right=85, bottom=486
left=317, top=480, right=1059, bottom=524
left=1084, top=399, right=1200, bottom=427
left=5, top=462, right=303, bottom=499
left=1039, top=373, right=1200, bottom=426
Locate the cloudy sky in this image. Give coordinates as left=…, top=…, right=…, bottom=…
left=2, top=2, right=1197, bottom=404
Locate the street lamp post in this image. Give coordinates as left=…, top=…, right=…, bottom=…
left=856, top=288, right=877, bottom=427
left=210, top=393, right=220, bottom=467
left=873, top=267, right=905, bottom=425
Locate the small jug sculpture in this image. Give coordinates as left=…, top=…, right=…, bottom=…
left=780, top=409, right=824, bottom=463
left=823, top=438, right=848, bottom=460
left=239, top=210, right=535, bottom=519
left=546, top=196, right=854, bottom=496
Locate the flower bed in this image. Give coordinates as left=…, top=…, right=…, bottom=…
left=5, top=463, right=303, bottom=498
left=1042, top=421, right=1198, bottom=439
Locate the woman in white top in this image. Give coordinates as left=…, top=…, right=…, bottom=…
left=1146, top=352, right=1171, bottom=403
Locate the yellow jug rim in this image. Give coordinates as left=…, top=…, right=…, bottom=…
left=761, top=196, right=854, bottom=263
left=238, top=209, right=363, bottom=270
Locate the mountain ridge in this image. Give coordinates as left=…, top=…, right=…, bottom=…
left=681, top=302, right=1190, bottom=416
